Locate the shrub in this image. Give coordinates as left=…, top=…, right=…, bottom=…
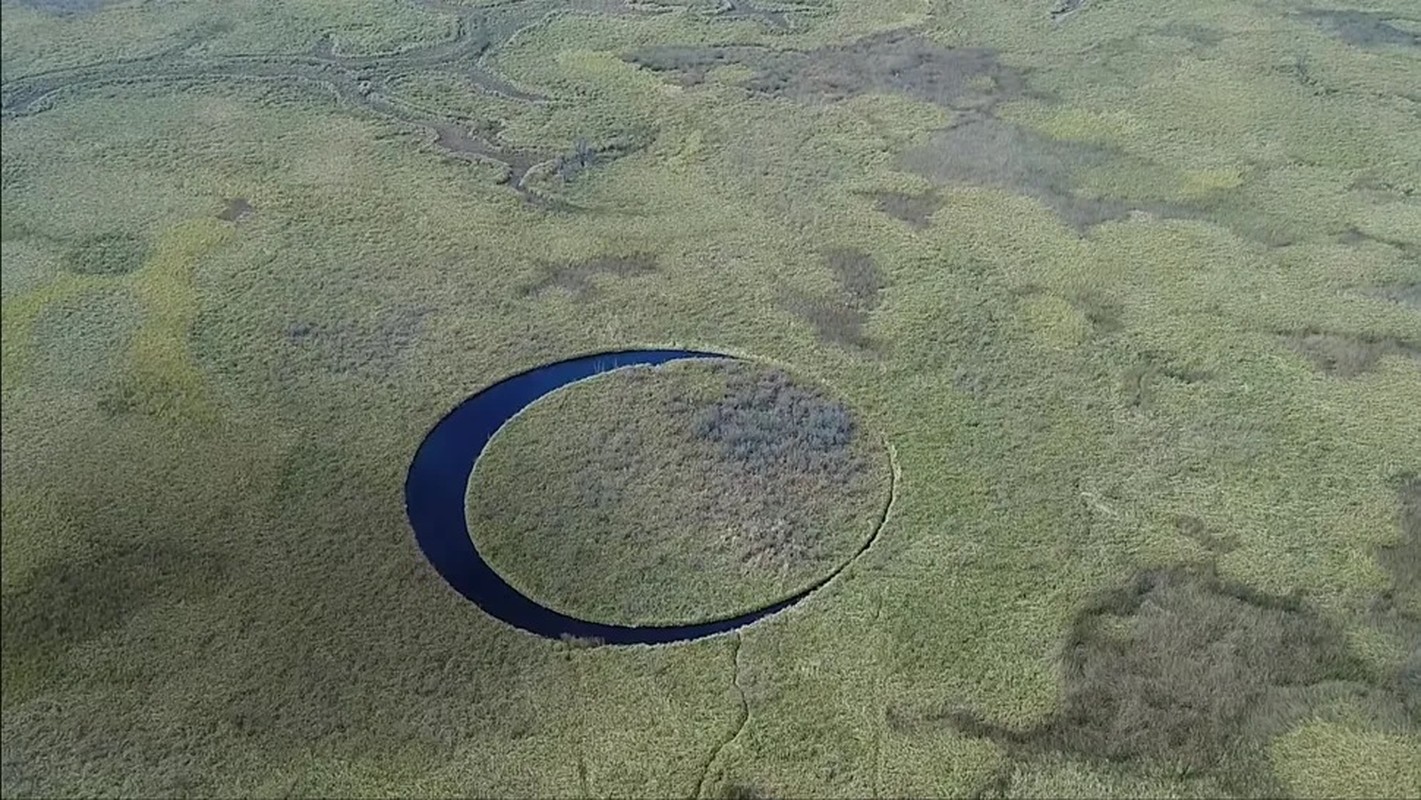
left=692, top=368, right=859, bottom=479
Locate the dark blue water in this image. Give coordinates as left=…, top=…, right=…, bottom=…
left=404, top=349, right=873, bottom=645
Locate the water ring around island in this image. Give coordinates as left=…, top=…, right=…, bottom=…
left=404, top=348, right=891, bottom=645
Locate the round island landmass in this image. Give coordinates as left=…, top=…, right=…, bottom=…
left=468, top=358, right=892, bottom=628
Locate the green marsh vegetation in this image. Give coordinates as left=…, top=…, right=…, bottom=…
left=2, top=0, right=1419, bottom=796
left=470, top=359, right=890, bottom=625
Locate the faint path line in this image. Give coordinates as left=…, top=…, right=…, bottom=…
left=572, top=648, right=595, bottom=800
left=871, top=590, right=887, bottom=800
left=864, top=435, right=898, bottom=799
left=681, top=433, right=898, bottom=799
left=691, top=634, right=748, bottom=799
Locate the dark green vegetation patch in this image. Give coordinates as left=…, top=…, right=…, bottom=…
left=1, top=536, right=225, bottom=707
left=627, top=32, right=1025, bottom=112
left=468, top=360, right=890, bottom=627
left=901, top=564, right=1417, bottom=795
left=1374, top=475, right=1420, bottom=722
left=12, top=0, right=114, bottom=15
left=1282, top=330, right=1421, bottom=377
left=1302, top=9, right=1421, bottom=50
left=781, top=247, right=886, bottom=350
left=217, top=197, right=254, bottom=222
left=520, top=252, right=659, bottom=300
left=62, top=232, right=149, bottom=276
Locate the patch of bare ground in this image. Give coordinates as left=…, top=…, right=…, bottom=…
left=894, top=565, right=1406, bottom=794
left=519, top=252, right=658, bottom=300
left=1281, top=330, right=1421, bottom=377
left=781, top=248, right=885, bottom=351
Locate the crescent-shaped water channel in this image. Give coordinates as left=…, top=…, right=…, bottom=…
left=404, top=348, right=891, bottom=644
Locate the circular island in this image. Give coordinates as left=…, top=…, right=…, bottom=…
left=404, top=349, right=892, bottom=645
left=469, top=358, right=890, bottom=628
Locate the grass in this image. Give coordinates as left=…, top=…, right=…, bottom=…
left=469, top=359, right=890, bottom=626
left=932, top=564, right=1408, bottom=796
left=1, top=0, right=1419, bottom=796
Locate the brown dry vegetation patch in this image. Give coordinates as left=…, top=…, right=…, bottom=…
left=678, top=364, right=878, bottom=570
left=691, top=365, right=867, bottom=490
left=623, top=44, right=775, bottom=87
left=1015, top=284, right=1126, bottom=338
left=1302, top=9, right=1421, bottom=49
left=1119, top=354, right=1211, bottom=410
left=11, top=0, right=115, bottom=14
left=718, top=782, right=775, bottom=799
left=217, top=197, right=254, bottom=222
left=870, top=190, right=944, bottom=229
left=627, top=31, right=1026, bottom=112
left=276, top=306, right=431, bottom=380
left=1358, top=282, right=1421, bottom=311
left=744, top=32, right=1026, bottom=112
left=1282, top=330, right=1421, bottom=377
left=627, top=33, right=1200, bottom=233
left=520, top=253, right=658, bottom=300
left=901, top=118, right=1190, bottom=231
left=1380, top=475, right=1420, bottom=603
left=1173, top=514, right=1239, bottom=554
left=781, top=247, right=885, bottom=350
left=894, top=566, right=1408, bottom=793
left=1368, top=475, right=1420, bottom=724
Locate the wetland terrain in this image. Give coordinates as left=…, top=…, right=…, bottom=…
left=1, top=0, right=1419, bottom=796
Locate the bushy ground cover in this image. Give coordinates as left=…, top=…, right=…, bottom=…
left=470, top=360, right=889, bottom=625
left=1, top=0, right=1418, bottom=796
